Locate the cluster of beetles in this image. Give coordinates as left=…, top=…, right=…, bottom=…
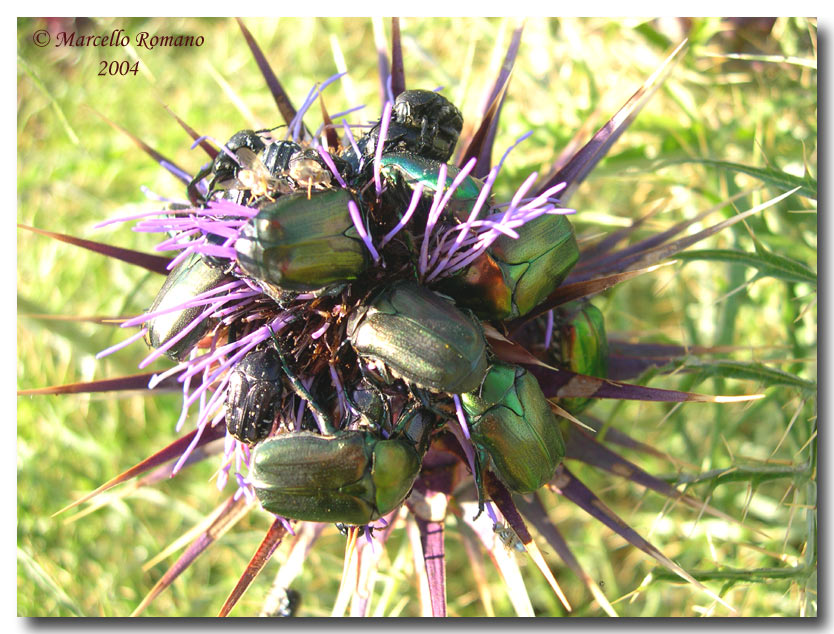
left=144, top=89, right=609, bottom=526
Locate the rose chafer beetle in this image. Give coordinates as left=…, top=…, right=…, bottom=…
left=234, top=189, right=370, bottom=296
left=461, top=362, right=565, bottom=499
left=347, top=280, right=489, bottom=394
left=457, top=212, right=580, bottom=320
left=376, top=152, right=481, bottom=219
left=145, top=252, right=232, bottom=361
left=557, top=301, right=608, bottom=413
left=250, top=405, right=435, bottom=525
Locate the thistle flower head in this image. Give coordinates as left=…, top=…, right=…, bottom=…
left=18, top=17, right=816, bottom=618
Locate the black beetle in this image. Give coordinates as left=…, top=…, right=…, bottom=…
left=341, top=89, right=463, bottom=170
left=206, top=130, right=268, bottom=194
left=225, top=345, right=283, bottom=444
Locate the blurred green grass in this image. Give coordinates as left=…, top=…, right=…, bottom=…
left=17, top=17, right=816, bottom=617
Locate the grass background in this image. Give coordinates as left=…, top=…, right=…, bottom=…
left=17, top=17, right=817, bottom=617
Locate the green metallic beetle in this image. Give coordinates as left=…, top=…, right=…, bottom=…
left=378, top=152, right=481, bottom=218
left=557, top=301, right=608, bottom=413
left=437, top=212, right=579, bottom=321
left=347, top=280, right=489, bottom=394
left=376, top=152, right=580, bottom=321
left=145, top=252, right=232, bottom=361
left=461, top=361, right=565, bottom=498
left=234, top=189, right=369, bottom=296
left=250, top=405, right=435, bottom=525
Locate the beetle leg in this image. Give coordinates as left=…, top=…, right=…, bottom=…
left=267, top=326, right=336, bottom=434
left=391, top=399, right=420, bottom=437
left=472, top=446, right=489, bottom=520
left=410, top=386, right=455, bottom=421
left=187, top=163, right=213, bottom=206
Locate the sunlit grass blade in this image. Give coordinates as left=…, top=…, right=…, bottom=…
left=332, top=525, right=360, bottom=617
left=17, top=54, right=79, bottom=145
left=203, top=61, right=263, bottom=130
left=626, top=187, right=801, bottom=271
left=218, top=519, right=288, bottom=617
left=457, top=504, right=536, bottom=616
left=514, top=494, right=617, bottom=617
left=457, top=526, right=496, bottom=617
left=17, top=548, right=84, bottom=617
left=18, top=224, right=171, bottom=274
left=685, top=360, right=816, bottom=393
left=458, top=22, right=523, bottom=176
left=537, top=39, right=688, bottom=201
left=675, top=248, right=817, bottom=287
left=551, top=465, right=736, bottom=613
left=699, top=50, right=817, bottom=70
left=51, top=423, right=225, bottom=517
left=673, top=461, right=813, bottom=488
left=564, top=426, right=769, bottom=536
left=659, top=158, right=817, bottom=200
left=131, top=495, right=254, bottom=616
left=351, top=516, right=399, bottom=616
left=89, top=108, right=193, bottom=186
left=160, top=103, right=217, bottom=159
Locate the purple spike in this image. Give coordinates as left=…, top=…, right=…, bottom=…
left=95, top=328, right=148, bottom=360
left=138, top=306, right=217, bottom=369
left=380, top=183, right=424, bottom=248
left=543, top=309, right=555, bottom=350
left=452, top=394, right=471, bottom=439
left=236, top=18, right=302, bottom=131
left=316, top=146, right=347, bottom=189
left=390, top=17, right=405, bottom=97
left=121, top=280, right=248, bottom=328
left=418, top=163, right=448, bottom=276
left=484, top=501, right=498, bottom=524
left=374, top=101, right=393, bottom=196
left=373, top=18, right=392, bottom=104
left=415, top=517, right=447, bottom=617
left=342, top=120, right=363, bottom=170
left=289, top=73, right=347, bottom=143
left=347, top=199, right=380, bottom=262
left=330, top=104, right=366, bottom=121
